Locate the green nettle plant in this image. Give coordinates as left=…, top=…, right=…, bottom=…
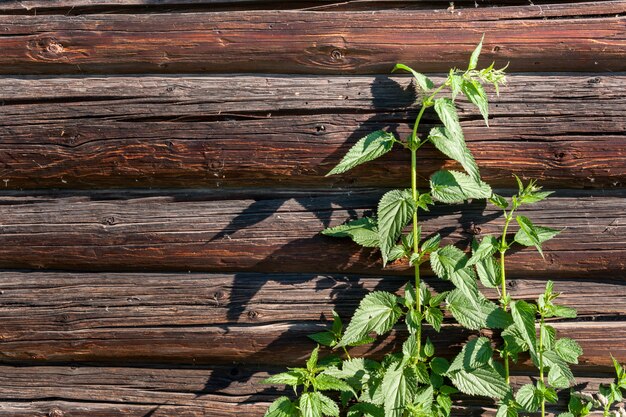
left=262, top=38, right=592, bottom=417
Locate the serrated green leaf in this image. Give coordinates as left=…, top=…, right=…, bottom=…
left=308, top=331, right=337, bottom=347
left=434, top=98, right=463, bottom=141
left=402, top=334, right=419, bottom=360
left=428, top=126, right=479, bottom=181
left=425, top=306, right=444, bottom=332
left=467, top=235, right=499, bottom=266
left=393, top=63, right=434, bottom=91
left=314, top=374, right=355, bottom=394
left=347, top=402, right=384, bottom=417
left=431, top=357, right=450, bottom=375
left=307, top=346, right=319, bottom=372
left=461, top=78, right=489, bottom=126
left=554, top=338, right=583, bottom=364
left=322, top=217, right=379, bottom=248
left=264, top=396, right=298, bottom=417
left=327, top=130, right=396, bottom=176
left=490, top=193, right=509, bottom=209
left=514, top=221, right=560, bottom=252
left=544, top=350, right=575, bottom=388
left=381, top=363, right=419, bottom=417
left=388, top=245, right=407, bottom=262
left=502, top=323, right=529, bottom=361
left=430, top=245, right=480, bottom=301
left=446, top=289, right=511, bottom=330
left=468, top=34, right=484, bottom=70
left=300, top=392, right=322, bottom=417
left=475, top=251, right=501, bottom=289
left=430, top=170, right=492, bottom=203
left=263, top=370, right=304, bottom=387
left=541, top=324, right=556, bottom=351
left=449, top=72, right=463, bottom=100
left=551, top=305, right=577, bottom=319
left=378, top=189, right=416, bottom=265
left=519, top=191, right=553, bottom=205
left=515, top=384, right=541, bottom=413
left=461, top=337, right=493, bottom=369
left=317, top=392, right=340, bottom=417
left=421, top=234, right=442, bottom=254
left=448, top=366, right=510, bottom=399
left=510, top=300, right=537, bottom=353
left=424, top=337, right=435, bottom=357
left=338, top=291, right=402, bottom=347
left=331, top=310, right=342, bottom=335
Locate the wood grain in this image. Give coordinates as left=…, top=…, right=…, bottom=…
left=0, top=3, right=624, bottom=73
left=0, top=365, right=612, bottom=416
left=1, top=74, right=625, bottom=189
left=0, top=190, right=622, bottom=276
left=0, top=270, right=623, bottom=366
left=0, top=272, right=623, bottom=328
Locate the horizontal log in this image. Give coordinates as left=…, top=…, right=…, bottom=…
left=0, top=0, right=592, bottom=14
left=0, top=272, right=623, bottom=330
left=0, top=3, right=624, bottom=73
left=1, top=74, right=625, bottom=189
left=0, top=270, right=623, bottom=366
left=0, top=190, right=622, bottom=276
left=0, top=365, right=612, bottom=416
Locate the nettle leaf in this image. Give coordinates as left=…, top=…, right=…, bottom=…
left=327, top=130, right=396, bottom=176
left=424, top=306, right=444, bottom=332
left=317, top=392, right=340, bottom=417
left=430, top=170, right=492, bottom=204
left=502, top=323, right=529, bottom=360
left=448, top=366, right=510, bottom=399
left=467, top=235, right=499, bottom=266
left=300, top=392, right=338, bottom=417
left=263, top=370, right=305, bottom=387
left=314, top=374, right=355, bottom=394
left=428, top=126, right=479, bottom=181
left=421, top=234, right=442, bottom=254
left=514, top=216, right=560, bottom=258
left=431, top=357, right=450, bottom=375
left=264, top=396, right=298, bottom=417
left=515, top=384, right=541, bottom=413
left=461, top=78, right=489, bottom=126
left=393, top=63, right=434, bottom=91
left=434, top=98, right=464, bottom=146
left=468, top=34, right=484, bottom=70
left=544, top=350, right=575, bottom=388
left=322, top=217, right=379, bottom=248
left=430, top=245, right=478, bottom=298
left=541, top=324, right=557, bottom=351
left=554, top=338, right=583, bottom=364
left=462, top=337, right=493, bottom=369
left=490, top=193, right=509, bottom=209
left=510, top=300, right=538, bottom=353
left=339, top=291, right=402, bottom=347
left=347, top=402, right=384, bottom=417
left=378, top=189, right=417, bottom=265
left=381, top=363, right=419, bottom=417
left=308, top=331, right=336, bottom=347
left=446, top=289, right=511, bottom=330
left=449, top=71, right=463, bottom=100
left=475, top=251, right=501, bottom=289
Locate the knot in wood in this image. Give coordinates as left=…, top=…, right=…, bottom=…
left=28, top=37, right=65, bottom=61
left=330, top=49, right=344, bottom=61
left=247, top=310, right=259, bottom=320
left=102, top=216, right=116, bottom=226
left=48, top=408, right=64, bottom=417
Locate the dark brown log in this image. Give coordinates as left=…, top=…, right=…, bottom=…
left=0, top=3, right=624, bottom=73
left=0, top=272, right=623, bottom=329
left=1, top=74, right=625, bottom=189
left=0, top=190, right=622, bottom=276
left=0, top=270, right=623, bottom=366
left=0, top=365, right=611, bottom=416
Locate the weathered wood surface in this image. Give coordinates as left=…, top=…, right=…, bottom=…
left=0, top=365, right=611, bottom=417
left=0, top=2, right=624, bottom=74
left=0, top=0, right=601, bottom=14
left=1, top=74, right=625, bottom=189
left=0, top=191, right=622, bottom=275
left=0, top=270, right=623, bottom=366
left=0, top=272, right=623, bottom=328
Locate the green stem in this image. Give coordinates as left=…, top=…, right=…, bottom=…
left=499, top=210, right=514, bottom=384
left=539, top=316, right=546, bottom=417
left=411, top=146, right=422, bottom=357
left=342, top=346, right=352, bottom=360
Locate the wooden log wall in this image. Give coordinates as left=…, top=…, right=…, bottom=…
left=0, top=0, right=624, bottom=415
